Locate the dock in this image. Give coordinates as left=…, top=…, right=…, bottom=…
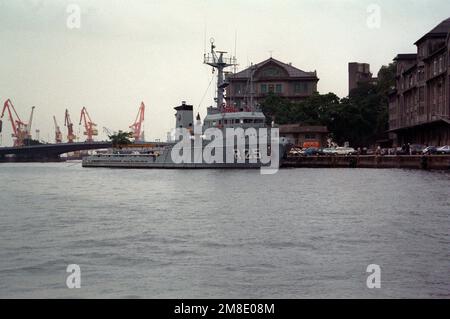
left=281, top=155, right=450, bottom=170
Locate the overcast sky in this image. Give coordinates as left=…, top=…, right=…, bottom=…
left=0, top=0, right=449, bottom=145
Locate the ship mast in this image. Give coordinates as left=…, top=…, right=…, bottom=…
left=203, top=38, right=236, bottom=111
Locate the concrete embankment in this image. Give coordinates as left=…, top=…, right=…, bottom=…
left=282, top=155, right=450, bottom=170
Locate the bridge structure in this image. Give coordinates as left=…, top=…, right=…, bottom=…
left=0, top=141, right=112, bottom=161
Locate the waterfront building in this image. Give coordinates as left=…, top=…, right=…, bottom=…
left=388, top=18, right=450, bottom=146
left=348, top=62, right=378, bottom=95
left=279, top=124, right=329, bottom=148
left=225, top=57, right=319, bottom=109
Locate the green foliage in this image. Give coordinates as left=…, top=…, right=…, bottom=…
left=260, top=63, right=396, bottom=147
left=108, top=131, right=133, bottom=147
left=376, top=62, right=396, bottom=96
left=261, top=92, right=340, bottom=125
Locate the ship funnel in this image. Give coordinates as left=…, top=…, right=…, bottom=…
left=174, top=101, right=194, bottom=133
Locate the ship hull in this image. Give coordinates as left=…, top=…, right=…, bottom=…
left=82, top=161, right=263, bottom=169
left=82, top=144, right=289, bottom=169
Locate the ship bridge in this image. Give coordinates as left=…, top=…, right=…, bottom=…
left=203, top=111, right=266, bottom=130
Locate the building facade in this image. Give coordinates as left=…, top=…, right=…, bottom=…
left=225, top=57, right=319, bottom=110
left=348, top=62, right=378, bottom=95
left=279, top=124, right=329, bottom=148
left=389, top=18, right=450, bottom=146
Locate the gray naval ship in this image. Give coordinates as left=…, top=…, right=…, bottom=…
left=82, top=40, right=291, bottom=170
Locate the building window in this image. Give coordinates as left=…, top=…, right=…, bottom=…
left=418, top=68, right=424, bottom=81
left=419, top=87, right=425, bottom=102
left=260, top=84, right=267, bottom=93
left=295, top=82, right=309, bottom=94
left=275, top=84, right=282, bottom=93
left=268, top=84, right=275, bottom=93
left=235, top=83, right=243, bottom=94
left=305, top=134, right=316, bottom=139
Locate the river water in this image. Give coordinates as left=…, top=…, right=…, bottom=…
left=0, top=163, right=449, bottom=298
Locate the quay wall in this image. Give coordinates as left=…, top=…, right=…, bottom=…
left=281, top=155, right=450, bottom=170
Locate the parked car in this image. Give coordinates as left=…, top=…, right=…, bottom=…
left=410, top=144, right=426, bottom=155
left=436, top=145, right=450, bottom=155
left=322, top=148, right=338, bottom=155
left=303, top=147, right=323, bottom=156
left=395, top=147, right=408, bottom=155
left=335, top=147, right=357, bottom=155
left=384, top=148, right=397, bottom=155
left=422, top=146, right=438, bottom=155
left=289, top=147, right=304, bottom=157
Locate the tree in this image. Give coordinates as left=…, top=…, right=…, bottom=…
left=376, top=62, right=396, bottom=95
left=260, top=93, right=295, bottom=125
left=108, top=131, right=133, bottom=147
left=260, top=92, right=340, bottom=125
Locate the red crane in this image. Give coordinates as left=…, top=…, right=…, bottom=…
left=0, top=99, right=35, bottom=146
left=79, top=107, right=98, bottom=142
left=129, top=102, right=145, bottom=142
left=53, top=116, right=62, bottom=143
left=64, top=109, right=77, bottom=143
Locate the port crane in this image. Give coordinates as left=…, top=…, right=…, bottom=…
left=79, top=107, right=98, bottom=142
left=0, top=99, right=35, bottom=146
left=129, top=102, right=145, bottom=142
left=103, top=127, right=116, bottom=136
left=53, top=116, right=63, bottom=143
left=64, top=109, right=77, bottom=143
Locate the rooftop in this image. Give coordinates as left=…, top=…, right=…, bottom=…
left=174, top=102, right=193, bottom=111
left=229, top=57, right=318, bottom=80
left=415, top=17, right=450, bottom=44
left=394, top=54, right=417, bottom=61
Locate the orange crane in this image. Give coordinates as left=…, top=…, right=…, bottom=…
left=64, top=109, right=77, bottom=143
left=53, top=116, right=62, bottom=143
left=0, top=99, right=35, bottom=146
left=79, top=107, right=98, bottom=142
left=129, top=102, right=145, bottom=142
